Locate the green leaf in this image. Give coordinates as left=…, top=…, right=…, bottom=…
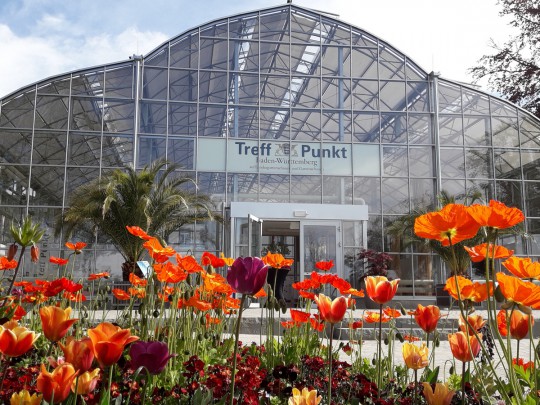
left=425, top=366, right=440, bottom=384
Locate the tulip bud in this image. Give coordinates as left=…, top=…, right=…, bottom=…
left=396, top=332, right=404, bottom=343
left=494, top=285, right=505, bottom=303
left=399, top=304, right=407, bottom=316
left=518, top=304, right=532, bottom=315
left=30, top=245, right=39, bottom=263
left=153, top=310, right=160, bottom=318
left=7, top=243, right=18, bottom=261
left=384, top=337, right=389, bottom=345
left=449, top=365, right=454, bottom=374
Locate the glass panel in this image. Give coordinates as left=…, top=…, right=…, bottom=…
left=406, top=62, right=426, bottom=81
left=195, top=220, right=220, bottom=252
left=353, top=113, right=379, bottom=142
left=0, top=165, right=29, bottom=205
left=462, top=90, right=489, bottom=115
left=259, top=174, right=289, bottom=202
left=380, top=81, right=406, bottom=111
left=291, top=11, right=320, bottom=44
left=379, top=46, right=405, bottom=80
left=0, top=130, right=32, bottom=164
left=438, top=81, right=461, bottom=114
left=230, top=15, right=258, bottom=40
left=227, top=173, right=258, bottom=202
left=323, top=176, right=352, bottom=204
left=409, top=147, right=433, bottom=177
left=525, top=182, right=540, bottom=217
left=496, top=180, right=523, bottom=210
left=65, top=167, right=99, bottom=199
left=439, top=115, right=463, bottom=145
left=101, top=135, right=132, bottom=168
left=259, top=9, right=290, bottom=42
left=71, top=97, right=102, bottom=132
left=260, top=75, right=290, bottom=106
left=198, top=105, right=227, bottom=137
left=167, top=138, right=194, bottom=169
left=367, top=214, right=383, bottom=252
left=410, top=178, right=435, bottom=209
left=200, top=20, right=228, bottom=38
left=383, top=146, right=407, bottom=176
left=142, top=67, right=167, bottom=100
left=381, top=113, right=406, bottom=143
left=353, top=177, right=380, bottom=213
left=231, top=107, right=258, bottom=138
left=291, top=44, right=321, bottom=76
left=233, top=73, right=259, bottom=105
left=464, top=116, right=490, bottom=146
left=145, top=46, right=169, bottom=67
left=34, top=96, right=69, bottom=129
left=527, top=220, right=540, bottom=256
left=289, top=109, right=317, bottom=141
left=320, top=20, right=350, bottom=45
left=322, top=78, right=351, bottom=109
left=0, top=90, right=36, bottom=129
left=352, top=79, right=378, bottom=111
left=138, top=137, right=165, bottom=167
left=492, top=117, right=519, bottom=147
left=29, top=166, right=65, bottom=206
left=139, top=102, right=167, bottom=134
left=102, top=100, right=134, bottom=133
left=494, top=149, right=521, bottom=180
left=71, top=70, right=104, bottom=96
left=322, top=112, right=350, bottom=142
left=169, top=103, right=197, bottom=136
left=37, top=77, right=71, bottom=95
left=408, top=114, right=432, bottom=144
left=407, top=81, right=429, bottom=112
left=351, top=29, right=377, bottom=47
left=199, top=39, right=229, bottom=70
left=249, top=215, right=262, bottom=257
left=521, top=150, right=540, bottom=180
left=197, top=172, right=226, bottom=202
left=32, top=131, right=67, bottom=165
left=105, top=65, right=134, bottom=98
left=519, top=115, right=540, bottom=148
left=467, top=179, right=495, bottom=201
left=351, top=48, right=378, bottom=79
left=169, top=70, right=198, bottom=102
left=440, top=179, right=466, bottom=199
left=466, top=148, right=492, bottom=178
left=169, top=34, right=198, bottom=69
left=440, top=148, right=465, bottom=178
left=260, top=42, right=290, bottom=74
left=230, top=40, right=259, bottom=72
left=261, top=108, right=290, bottom=140
left=290, top=175, right=321, bottom=203
left=303, top=224, right=337, bottom=276
left=293, top=76, right=320, bottom=108
left=382, top=178, right=409, bottom=214
left=321, top=46, right=350, bottom=76
left=491, top=98, right=517, bottom=117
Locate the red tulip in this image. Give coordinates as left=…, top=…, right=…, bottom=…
left=365, top=276, right=400, bottom=304
left=88, top=322, right=139, bottom=368
left=414, top=304, right=441, bottom=334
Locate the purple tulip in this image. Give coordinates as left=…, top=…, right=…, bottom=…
left=129, top=341, right=175, bottom=375
left=227, top=257, right=269, bottom=295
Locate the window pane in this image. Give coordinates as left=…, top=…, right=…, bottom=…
left=351, top=48, right=378, bottom=79
left=408, top=114, right=432, bottom=144
left=382, top=178, right=409, bottom=214
left=32, top=131, right=67, bottom=165
left=138, top=137, right=166, bottom=167
left=35, top=96, right=69, bottom=129
left=0, top=130, right=32, bottom=164
left=290, top=110, right=317, bottom=141
left=170, top=35, right=198, bottom=69
left=228, top=173, right=258, bottom=202
left=462, top=90, right=489, bottom=115
left=439, top=115, right=463, bottom=146
left=322, top=78, right=351, bottom=109
left=71, top=97, right=102, bottom=132
left=440, top=148, right=465, bottom=178
left=466, top=148, right=492, bottom=178
left=101, top=135, right=132, bottom=168
left=290, top=175, right=321, bottom=203
left=379, top=46, right=405, bottom=80
left=259, top=174, right=289, bottom=202
left=169, top=103, right=197, bottom=136
left=438, top=81, right=461, bottom=114
left=168, top=138, right=194, bottom=169
left=525, top=182, right=540, bottom=217
left=464, top=116, right=490, bottom=146
left=140, top=102, right=167, bottom=134
left=380, top=81, right=406, bottom=111
left=496, top=180, right=523, bottom=210
left=169, top=70, right=198, bottom=102
left=105, top=65, right=134, bottom=98
left=381, top=113, right=406, bottom=143
left=103, top=100, right=134, bottom=133
left=494, top=149, right=521, bottom=180
left=232, top=73, right=259, bottom=105
left=408, top=147, right=433, bottom=178
left=197, top=172, right=226, bottom=201
left=198, top=105, right=227, bottom=138
left=0, top=165, right=29, bottom=205
left=521, top=151, right=540, bottom=180
left=142, top=67, right=167, bottom=100
left=519, top=115, right=540, bottom=148
left=410, top=178, right=435, bottom=209
left=29, top=166, right=65, bottom=206
left=323, top=176, right=352, bottom=204
left=492, top=117, right=519, bottom=147
left=353, top=113, right=379, bottom=142
left=352, top=79, right=378, bottom=111
left=383, top=146, right=408, bottom=176
left=262, top=108, right=290, bottom=140
left=0, top=90, right=36, bottom=129
left=407, top=81, right=429, bottom=112
left=66, top=167, right=99, bottom=198
left=354, top=177, right=380, bottom=213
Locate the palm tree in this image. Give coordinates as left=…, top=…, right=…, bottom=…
left=56, top=159, right=218, bottom=280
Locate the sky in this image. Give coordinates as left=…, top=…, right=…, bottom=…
left=0, top=0, right=516, bottom=98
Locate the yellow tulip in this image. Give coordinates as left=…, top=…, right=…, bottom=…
left=422, top=382, right=455, bottom=405
left=402, top=342, right=428, bottom=370
left=288, top=387, right=322, bottom=405
left=10, top=390, right=42, bottom=405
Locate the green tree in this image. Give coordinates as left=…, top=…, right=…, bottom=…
left=56, top=159, right=217, bottom=280
left=471, top=0, right=540, bottom=118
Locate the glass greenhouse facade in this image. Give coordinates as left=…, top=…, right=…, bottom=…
left=1, top=4, right=540, bottom=298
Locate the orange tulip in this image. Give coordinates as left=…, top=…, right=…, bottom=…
left=458, top=314, right=486, bottom=335
left=365, top=276, right=400, bottom=304
left=10, top=390, right=42, bottom=405
left=402, top=342, right=429, bottom=370
left=467, top=200, right=524, bottom=229
left=0, top=320, right=40, bottom=358
left=414, top=304, right=441, bottom=334
left=422, top=383, right=455, bottom=405
left=414, top=203, right=481, bottom=246
left=314, top=293, right=348, bottom=324
left=497, top=309, right=533, bottom=340
left=72, top=368, right=100, bottom=395
left=39, top=306, right=78, bottom=342
left=448, top=331, right=481, bottom=362
left=496, top=272, right=540, bottom=308
left=37, top=363, right=78, bottom=404
left=502, top=256, right=540, bottom=279
left=58, top=337, right=94, bottom=372
left=444, top=276, right=492, bottom=303
left=464, top=243, right=514, bottom=263
left=87, top=322, right=139, bottom=367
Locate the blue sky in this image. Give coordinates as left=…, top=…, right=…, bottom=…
left=0, top=0, right=514, bottom=97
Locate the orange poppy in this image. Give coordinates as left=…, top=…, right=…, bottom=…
left=125, top=225, right=152, bottom=240
left=464, top=243, right=514, bottom=263
left=414, top=304, right=441, bottom=334
left=496, top=272, right=540, bottom=308
left=88, top=272, right=110, bottom=281
left=177, top=254, right=204, bottom=273
left=365, top=276, right=400, bottom=305
left=292, top=278, right=320, bottom=291
left=37, top=363, right=79, bottom=404
left=39, top=306, right=78, bottom=342
left=467, top=200, right=525, bottom=229
left=87, top=322, right=138, bottom=367
left=112, top=288, right=131, bottom=301
left=143, top=237, right=175, bottom=263
left=202, top=272, right=233, bottom=295
left=513, top=358, right=535, bottom=371
left=65, top=242, right=87, bottom=253
left=444, top=276, right=492, bottom=302
left=220, top=253, right=234, bottom=266
left=154, top=262, right=187, bottom=284
left=128, top=287, right=146, bottom=299
left=414, top=203, right=481, bottom=246
left=448, top=331, right=482, bottom=363
left=0, top=320, right=40, bottom=358
left=497, top=309, right=533, bottom=340
left=314, top=294, right=348, bottom=324
left=404, top=334, right=421, bottom=342
left=299, top=290, right=316, bottom=300
left=290, top=309, right=311, bottom=324
left=383, top=307, right=401, bottom=318
left=262, top=252, right=294, bottom=269
left=201, top=252, right=226, bottom=268
left=49, top=256, right=69, bottom=266
left=59, top=337, right=94, bottom=372
left=315, top=260, right=334, bottom=271
left=129, top=272, right=147, bottom=287
left=363, top=311, right=391, bottom=323
left=253, top=288, right=267, bottom=298
left=458, top=314, right=486, bottom=335
left=309, top=317, right=325, bottom=332
left=349, top=320, right=363, bottom=329
left=0, top=256, right=17, bottom=270
left=502, top=256, right=540, bottom=279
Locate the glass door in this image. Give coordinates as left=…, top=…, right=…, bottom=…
left=248, top=214, right=263, bottom=257
left=300, top=221, right=342, bottom=279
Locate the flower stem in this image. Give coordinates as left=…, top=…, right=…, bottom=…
left=377, top=303, right=383, bottom=397
left=328, top=323, right=334, bottom=404
left=461, top=360, right=466, bottom=405
left=229, top=294, right=247, bottom=405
